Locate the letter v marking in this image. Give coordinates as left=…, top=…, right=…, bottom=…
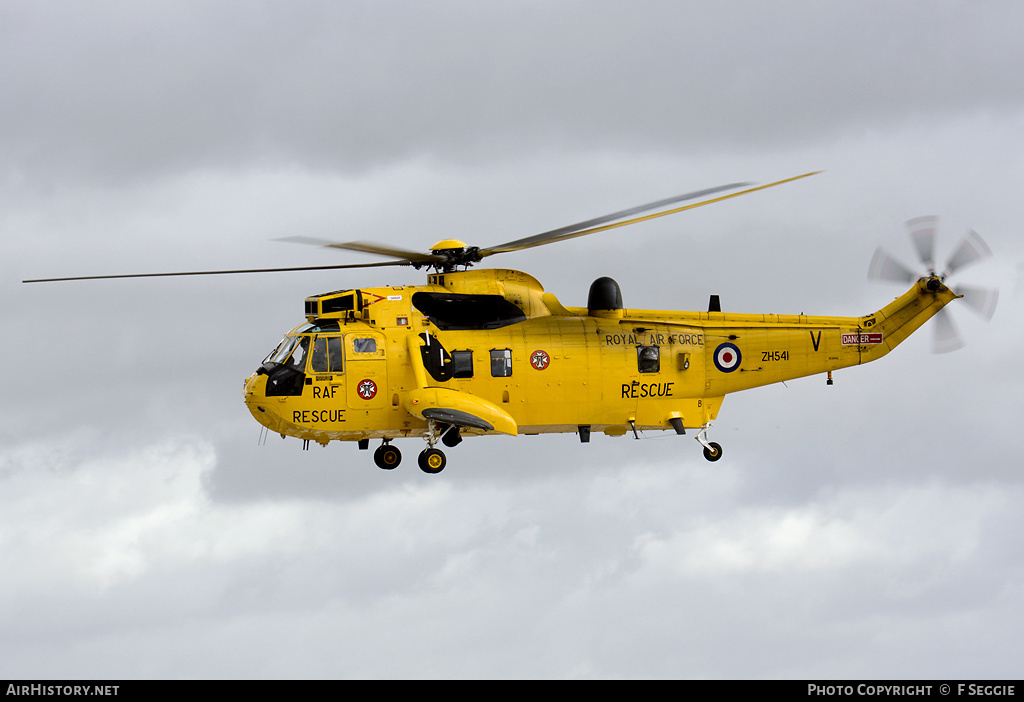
left=810, top=330, right=822, bottom=352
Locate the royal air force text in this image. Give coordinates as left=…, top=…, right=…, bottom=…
left=604, top=332, right=703, bottom=347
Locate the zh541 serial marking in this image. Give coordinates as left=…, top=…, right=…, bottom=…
left=24, top=173, right=996, bottom=472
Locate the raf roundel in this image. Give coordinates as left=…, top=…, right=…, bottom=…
left=713, top=342, right=742, bottom=373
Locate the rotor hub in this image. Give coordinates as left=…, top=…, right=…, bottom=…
left=422, top=239, right=483, bottom=271
left=429, top=239, right=469, bottom=253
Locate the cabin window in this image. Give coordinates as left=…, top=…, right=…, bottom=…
left=310, top=336, right=344, bottom=374
left=452, top=350, right=474, bottom=378
left=490, top=349, right=513, bottom=377
left=352, top=338, right=377, bottom=354
left=637, top=346, right=660, bottom=373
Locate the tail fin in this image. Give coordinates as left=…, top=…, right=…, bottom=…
left=859, top=276, right=959, bottom=362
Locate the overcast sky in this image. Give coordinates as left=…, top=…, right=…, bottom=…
left=3, top=0, right=1024, bottom=679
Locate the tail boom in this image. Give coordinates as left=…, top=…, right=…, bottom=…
left=703, top=276, right=958, bottom=395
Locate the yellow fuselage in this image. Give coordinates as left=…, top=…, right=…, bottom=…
left=243, top=268, right=956, bottom=445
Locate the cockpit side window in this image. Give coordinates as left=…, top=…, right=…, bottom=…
left=286, top=336, right=310, bottom=369
left=263, top=335, right=311, bottom=397
left=311, top=335, right=344, bottom=374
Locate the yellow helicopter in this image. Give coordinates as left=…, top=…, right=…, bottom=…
left=24, top=173, right=997, bottom=473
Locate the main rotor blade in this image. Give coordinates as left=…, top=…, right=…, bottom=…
left=868, top=248, right=918, bottom=284
left=276, top=236, right=446, bottom=264
left=22, top=259, right=409, bottom=284
left=906, top=216, right=938, bottom=271
left=932, top=306, right=965, bottom=353
left=480, top=182, right=749, bottom=256
left=944, top=229, right=992, bottom=277
left=479, top=172, right=821, bottom=257
left=954, top=284, right=999, bottom=320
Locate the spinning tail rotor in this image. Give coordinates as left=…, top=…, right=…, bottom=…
left=868, top=216, right=998, bottom=353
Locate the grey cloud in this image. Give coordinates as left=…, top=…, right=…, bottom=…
left=5, top=1, right=1024, bottom=185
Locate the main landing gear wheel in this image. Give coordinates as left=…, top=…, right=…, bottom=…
left=418, top=447, right=447, bottom=474
left=374, top=443, right=402, bottom=470
left=703, top=442, right=723, bottom=462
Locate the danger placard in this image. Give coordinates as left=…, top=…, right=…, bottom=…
left=841, top=333, right=883, bottom=346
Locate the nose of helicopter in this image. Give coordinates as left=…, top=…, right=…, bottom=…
left=244, top=371, right=265, bottom=398
left=243, top=371, right=276, bottom=430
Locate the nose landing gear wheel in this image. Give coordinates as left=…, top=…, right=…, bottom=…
left=418, top=447, right=447, bottom=474
left=702, top=442, right=723, bottom=462
left=374, top=443, right=402, bottom=470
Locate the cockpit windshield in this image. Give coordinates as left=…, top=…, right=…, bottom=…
left=265, top=335, right=311, bottom=368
